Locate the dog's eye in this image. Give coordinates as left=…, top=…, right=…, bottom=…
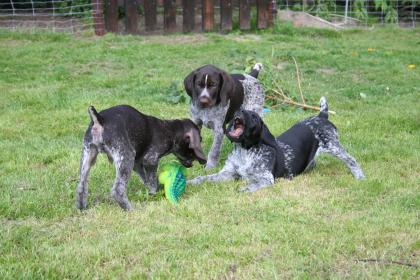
left=208, top=82, right=215, bottom=87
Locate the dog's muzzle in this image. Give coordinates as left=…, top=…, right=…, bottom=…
left=199, top=96, right=211, bottom=108
left=228, top=117, right=245, bottom=138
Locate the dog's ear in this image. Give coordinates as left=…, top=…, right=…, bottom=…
left=242, top=112, right=264, bottom=149
left=185, top=129, right=207, bottom=165
left=184, top=70, right=197, bottom=97
left=219, top=71, right=234, bottom=107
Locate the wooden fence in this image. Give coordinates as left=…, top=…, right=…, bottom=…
left=93, top=0, right=275, bottom=35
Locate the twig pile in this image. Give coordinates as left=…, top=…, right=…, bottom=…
left=265, top=57, right=336, bottom=115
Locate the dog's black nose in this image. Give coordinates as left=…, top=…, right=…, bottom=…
left=199, top=97, right=210, bottom=107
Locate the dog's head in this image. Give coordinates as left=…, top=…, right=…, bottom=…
left=226, top=109, right=264, bottom=149
left=184, top=65, right=234, bottom=109
left=173, top=120, right=207, bottom=168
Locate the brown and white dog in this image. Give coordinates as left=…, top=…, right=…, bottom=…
left=184, top=63, right=264, bottom=168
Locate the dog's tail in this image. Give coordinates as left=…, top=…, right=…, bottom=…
left=248, top=63, right=263, bottom=79
left=88, top=106, right=104, bottom=126
left=319, top=97, right=329, bottom=119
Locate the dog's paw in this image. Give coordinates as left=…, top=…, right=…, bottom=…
left=239, top=186, right=254, bottom=193
left=253, top=62, right=263, bottom=71
left=187, top=178, right=199, bottom=185
left=76, top=197, right=88, bottom=210
left=205, top=161, right=217, bottom=169
left=356, top=173, right=366, bottom=180
left=76, top=203, right=87, bottom=210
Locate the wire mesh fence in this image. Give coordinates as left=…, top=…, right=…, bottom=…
left=276, top=0, right=419, bottom=27
left=0, top=0, right=101, bottom=33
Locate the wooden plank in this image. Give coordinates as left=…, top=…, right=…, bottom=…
left=144, top=0, right=157, bottom=31
left=220, top=0, right=232, bottom=32
left=125, top=0, right=139, bottom=34
left=105, top=0, right=118, bottom=33
left=239, top=0, right=250, bottom=30
left=257, top=0, right=269, bottom=29
left=202, top=0, right=214, bottom=31
left=93, top=0, right=106, bottom=35
left=182, top=0, right=195, bottom=32
left=164, top=0, right=177, bottom=33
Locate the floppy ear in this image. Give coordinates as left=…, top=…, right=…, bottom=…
left=219, top=71, right=235, bottom=107
left=185, top=130, right=207, bottom=165
left=184, top=70, right=196, bottom=97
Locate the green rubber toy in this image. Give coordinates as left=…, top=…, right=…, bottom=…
left=158, top=162, right=187, bottom=204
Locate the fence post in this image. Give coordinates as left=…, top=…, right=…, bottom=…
left=145, top=0, right=157, bottom=31
left=202, top=0, right=214, bottom=31
left=93, top=0, right=106, bottom=35
left=105, top=0, right=118, bottom=33
left=220, top=0, right=232, bottom=32
left=125, top=0, right=139, bottom=34
left=257, top=0, right=269, bottom=29
left=183, top=0, right=195, bottom=32
left=268, top=0, right=276, bottom=27
left=239, top=0, right=250, bottom=30
left=164, top=0, right=177, bottom=32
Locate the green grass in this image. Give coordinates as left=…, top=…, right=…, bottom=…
left=0, top=25, right=419, bottom=279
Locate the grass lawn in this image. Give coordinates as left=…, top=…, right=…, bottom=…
left=0, top=25, right=419, bottom=279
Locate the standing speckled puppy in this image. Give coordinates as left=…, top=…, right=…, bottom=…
left=189, top=97, right=365, bottom=192
left=184, top=63, right=264, bottom=169
left=76, top=105, right=206, bottom=210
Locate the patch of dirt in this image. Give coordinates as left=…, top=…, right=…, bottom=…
left=278, top=10, right=342, bottom=30
left=228, top=34, right=262, bottom=42
left=140, top=34, right=208, bottom=44
left=317, top=68, right=337, bottom=75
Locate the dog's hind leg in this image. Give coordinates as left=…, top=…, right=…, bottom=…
left=111, top=152, right=135, bottom=210
left=76, top=144, right=98, bottom=209
left=239, top=171, right=274, bottom=193
left=323, top=142, right=365, bottom=180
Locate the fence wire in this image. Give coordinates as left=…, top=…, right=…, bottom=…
left=0, top=0, right=97, bottom=33
left=276, top=0, right=418, bottom=27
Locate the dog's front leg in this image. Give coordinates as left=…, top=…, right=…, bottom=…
left=188, top=170, right=234, bottom=185
left=188, top=162, right=235, bottom=185
left=143, top=164, right=159, bottom=195
left=206, top=126, right=224, bottom=169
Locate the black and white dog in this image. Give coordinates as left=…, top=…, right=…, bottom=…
left=184, top=63, right=264, bottom=169
left=189, top=97, right=365, bottom=192
left=76, top=105, right=206, bottom=210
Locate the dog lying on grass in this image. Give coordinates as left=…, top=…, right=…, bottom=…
left=189, top=97, right=365, bottom=192
left=76, top=105, right=206, bottom=210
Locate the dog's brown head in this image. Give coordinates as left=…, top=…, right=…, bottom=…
left=172, top=120, right=207, bottom=167
left=184, top=65, right=235, bottom=109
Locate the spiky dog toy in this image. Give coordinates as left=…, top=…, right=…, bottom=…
left=158, top=162, right=187, bottom=204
